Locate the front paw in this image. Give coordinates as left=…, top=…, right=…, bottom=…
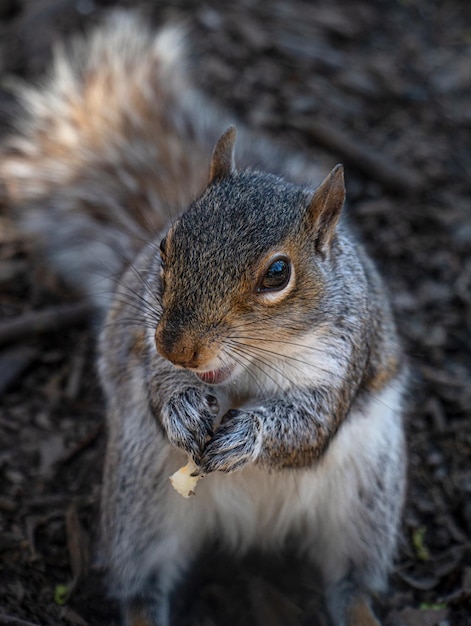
left=161, top=388, right=215, bottom=461
left=200, top=410, right=261, bottom=474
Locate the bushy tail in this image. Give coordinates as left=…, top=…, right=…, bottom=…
left=0, top=12, right=215, bottom=311
left=0, top=11, right=324, bottom=311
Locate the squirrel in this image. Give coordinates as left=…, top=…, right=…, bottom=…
left=0, top=12, right=407, bottom=626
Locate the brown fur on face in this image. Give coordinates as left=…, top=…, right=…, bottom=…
left=152, top=159, right=347, bottom=378
left=154, top=226, right=327, bottom=376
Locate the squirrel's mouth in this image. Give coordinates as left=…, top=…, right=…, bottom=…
left=196, top=366, right=234, bottom=385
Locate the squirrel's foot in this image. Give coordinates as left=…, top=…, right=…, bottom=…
left=199, top=409, right=261, bottom=473
left=345, top=596, right=381, bottom=626
left=161, top=387, right=214, bottom=462
left=327, top=578, right=382, bottom=626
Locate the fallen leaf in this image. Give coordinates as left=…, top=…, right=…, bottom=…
left=412, top=526, right=430, bottom=562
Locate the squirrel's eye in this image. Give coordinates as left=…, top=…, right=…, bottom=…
left=258, top=257, right=291, bottom=292
left=159, top=236, right=167, bottom=257
left=159, top=236, right=167, bottom=267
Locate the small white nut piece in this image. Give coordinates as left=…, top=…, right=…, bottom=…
left=169, top=459, right=202, bottom=498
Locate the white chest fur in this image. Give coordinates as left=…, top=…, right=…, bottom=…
left=162, top=382, right=405, bottom=585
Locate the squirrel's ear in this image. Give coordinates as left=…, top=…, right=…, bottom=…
left=209, top=126, right=237, bottom=183
left=306, top=164, right=345, bottom=255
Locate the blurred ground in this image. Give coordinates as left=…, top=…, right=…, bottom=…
left=0, top=1, right=470, bottom=625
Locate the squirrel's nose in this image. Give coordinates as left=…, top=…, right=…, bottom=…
left=173, top=349, right=201, bottom=369
left=155, top=325, right=201, bottom=369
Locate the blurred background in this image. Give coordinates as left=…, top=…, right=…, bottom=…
left=0, top=1, right=469, bottom=624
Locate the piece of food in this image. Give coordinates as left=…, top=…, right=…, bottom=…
left=170, top=394, right=220, bottom=498
left=169, top=459, right=202, bottom=498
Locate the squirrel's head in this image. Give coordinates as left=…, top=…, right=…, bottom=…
left=154, top=127, right=346, bottom=387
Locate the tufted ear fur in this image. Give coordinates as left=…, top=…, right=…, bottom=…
left=306, top=164, right=345, bottom=255
left=209, top=126, right=237, bottom=183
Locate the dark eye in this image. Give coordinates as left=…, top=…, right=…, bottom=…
left=159, top=236, right=167, bottom=267
left=258, top=257, right=291, bottom=292
left=159, top=236, right=167, bottom=257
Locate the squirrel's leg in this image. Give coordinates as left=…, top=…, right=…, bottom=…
left=310, top=383, right=405, bottom=626
left=110, top=506, right=203, bottom=626
left=106, top=493, right=200, bottom=626
left=100, top=404, right=206, bottom=626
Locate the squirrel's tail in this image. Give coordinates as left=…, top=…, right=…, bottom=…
left=0, top=11, right=324, bottom=311
left=0, top=12, right=216, bottom=311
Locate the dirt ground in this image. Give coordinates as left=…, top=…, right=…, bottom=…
left=0, top=0, right=470, bottom=625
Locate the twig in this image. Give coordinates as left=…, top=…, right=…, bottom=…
left=291, top=117, right=425, bottom=195
left=0, top=615, right=42, bottom=626
left=0, top=301, right=94, bottom=347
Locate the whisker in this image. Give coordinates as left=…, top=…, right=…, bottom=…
left=228, top=345, right=283, bottom=396
left=102, top=246, right=162, bottom=308
left=105, top=291, right=160, bottom=324
left=226, top=342, right=302, bottom=395
left=226, top=340, right=405, bottom=416
left=227, top=338, right=342, bottom=384
left=103, top=318, right=157, bottom=331
left=229, top=332, right=336, bottom=356
left=102, top=266, right=163, bottom=318
left=125, top=262, right=162, bottom=311
left=91, top=292, right=158, bottom=324
left=219, top=345, right=268, bottom=398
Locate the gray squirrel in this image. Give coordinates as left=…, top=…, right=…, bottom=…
left=0, top=12, right=407, bottom=626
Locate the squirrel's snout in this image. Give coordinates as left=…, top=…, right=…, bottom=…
left=155, top=324, right=202, bottom=369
